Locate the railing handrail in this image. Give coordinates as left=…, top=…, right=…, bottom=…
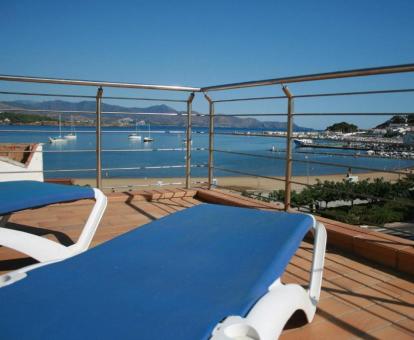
left=0, top=74, right=200, bottom=92
left=2, top=63, right=414, bottom=94
left=202, top=63, right=414, bottom=92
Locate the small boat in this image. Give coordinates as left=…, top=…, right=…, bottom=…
left=49, top=136, right=67, bottom=143
left=143, top=123, right=154, bottom=143
left=64, top=116, right=77, bottom=140
left=293, top=139, right=313, bottom=147
left=64, top=133, right=76, bottom=140
left=129, top=133, right=142, bottom=140
left=49, top=114, right=67, bottom=143
left=128, top=120, right=142, bottom=140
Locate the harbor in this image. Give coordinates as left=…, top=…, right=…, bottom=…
left=232, top=128, right=414, bottom=160
left=292, top=138, right=414, bottom=159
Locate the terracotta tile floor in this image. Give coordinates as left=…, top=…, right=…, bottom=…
left=1, top=196, right=413, bottom=339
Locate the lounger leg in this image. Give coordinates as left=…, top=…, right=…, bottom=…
left=0, top=214, right=10, bottom=228
left=308, top=221, right=327, bottom=308
left=212, top=283, right=315, bottom=340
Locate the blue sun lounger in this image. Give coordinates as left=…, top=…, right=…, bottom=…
left=0, top=180, right=107, bottom=276
left=0, top=204, right=326, bottom=339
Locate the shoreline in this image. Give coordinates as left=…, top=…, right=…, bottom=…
left=73, top=170, right=411, bottom=193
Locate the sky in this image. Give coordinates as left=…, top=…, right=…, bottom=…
left=1, top=0, right=413, bottom=129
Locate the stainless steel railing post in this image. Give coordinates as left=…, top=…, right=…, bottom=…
left=282, top=86, right=294, bottom=211
left=96, top=87, right=103, bottom=189
left=185, top=92, right=195, bottom=189
left=204, top=94, right=214, bottom=189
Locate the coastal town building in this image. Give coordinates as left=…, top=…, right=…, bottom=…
left=403, top=132, right=414, bottom=145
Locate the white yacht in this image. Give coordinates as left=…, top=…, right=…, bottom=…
left=49, top=114, right=67, bottom=143
left=293, top=138, right=313, bottom=147
left=64, top=133, right=76, bottom=140
left=64, top=116, right=77, bottom=140
left=143, top=123, right=154, bottom=142
left=128, top=120, right=142, bottom=140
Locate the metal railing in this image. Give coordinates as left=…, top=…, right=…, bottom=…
left=200, top=63, right=414, bottom=212
left=0, top=75, right=201, bottom=189
left=0, top=63, right=414, bottom=214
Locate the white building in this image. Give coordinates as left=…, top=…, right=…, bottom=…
left=0, top=143, right=44, bottom=182
left=403, top=132, right=414, bottom=145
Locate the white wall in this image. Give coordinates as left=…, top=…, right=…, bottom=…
left=0, top=144, right=44, bottom=182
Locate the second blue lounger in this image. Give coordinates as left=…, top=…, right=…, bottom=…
left=0, top=203, right=326, bottom=340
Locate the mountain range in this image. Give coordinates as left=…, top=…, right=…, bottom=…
left=0, top=100, right=313, bottom=130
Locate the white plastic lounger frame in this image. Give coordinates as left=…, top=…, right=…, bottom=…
left=211, top=215, right=327, bottom=340
left=0, top=189, right=107, bottom=287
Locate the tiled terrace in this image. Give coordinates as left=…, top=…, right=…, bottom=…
left=0, top=189, right=413, bottom=339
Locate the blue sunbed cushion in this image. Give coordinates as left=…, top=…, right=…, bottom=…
left=0, top=204, right=313, bottom=340
left=0, top=180, right=94, bottom=215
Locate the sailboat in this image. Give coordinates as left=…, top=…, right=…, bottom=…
left=49, top=114, right=67, bottom=143
left=143, top=123, right=154, bottom=142
left=64, top=115, right=77, bottom=140
left=128, top=120, right=142, bottom=140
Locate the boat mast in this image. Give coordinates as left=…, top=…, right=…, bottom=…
left=71, top=115, right=75, bottom=133
left=59, top=114, right=62, bottom=137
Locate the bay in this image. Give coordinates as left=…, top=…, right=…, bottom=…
left=0, top=125, right=412, bottom=179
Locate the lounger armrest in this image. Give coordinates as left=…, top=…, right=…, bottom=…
left=0, top=227, right=71, bottom=262
left=309, top=221, right=327, bottom=303
left=68, top=189, right=107, bottom=254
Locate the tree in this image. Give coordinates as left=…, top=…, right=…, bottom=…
left=0, top=112, right=57, bottom=124
left=326, top=122, right=358, bottom=133
left=390, top=115, right=406, bottom=124
left=252, top=176, right=413, bottom=226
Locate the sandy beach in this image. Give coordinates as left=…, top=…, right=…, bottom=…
left=74, top=170, right=411, bottom=193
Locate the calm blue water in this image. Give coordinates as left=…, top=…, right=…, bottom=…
left=0, top=125, right=412, bottom=179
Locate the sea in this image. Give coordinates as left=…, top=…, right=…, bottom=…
left=1, top=125, right=413, bottom=180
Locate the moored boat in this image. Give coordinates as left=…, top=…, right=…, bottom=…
left=143, top=123, right=154, bottom=142
left=128, top=120, right=142, bottom=140
left=293, top=138, right=313, bottom=147
left=64, top=116, right=77, bottom=140
left=49, top=114, right=67, bottom=144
